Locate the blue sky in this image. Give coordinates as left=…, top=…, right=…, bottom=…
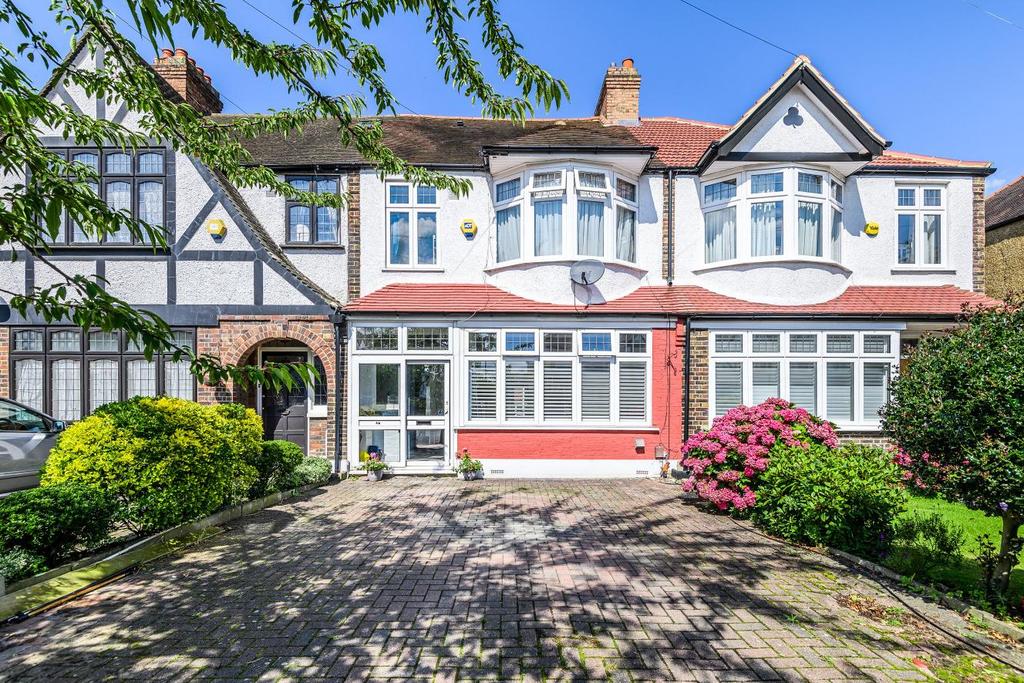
left=8, top=0, right=1023, bottom=191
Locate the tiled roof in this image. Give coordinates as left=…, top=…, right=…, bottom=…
left=628, top=118, right=730, bottom=167
left=865, top=150, right=992, bottom=170
left=986, top=175, right=1024, bottom=230
left=346, top=283, right=995, bottom=317
left=216, top=113, right=990, bottom=174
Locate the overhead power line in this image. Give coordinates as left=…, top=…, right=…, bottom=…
left=239, top=0, right=421, bottom=115
left=676, top=0, right=799, bottom=58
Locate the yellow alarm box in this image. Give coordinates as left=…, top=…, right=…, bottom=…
left=461, top=219, right=477, bottom=240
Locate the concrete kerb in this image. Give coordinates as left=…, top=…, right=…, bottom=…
left=0, top=480, right=334, bottom=622
left=826, top=546, right=1024, bottom=644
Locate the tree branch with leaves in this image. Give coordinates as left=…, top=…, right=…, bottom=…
left=0, top=0, right=568, bottom=390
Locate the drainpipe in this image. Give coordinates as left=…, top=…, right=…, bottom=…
left=332, top=314, right=345, bottom=474
left=683, top=316, right=692, bottom=443
left=666, top=170, right=675, bottom=285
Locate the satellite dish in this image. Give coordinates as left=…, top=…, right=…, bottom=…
left=569, top=259, right=606, bottom=286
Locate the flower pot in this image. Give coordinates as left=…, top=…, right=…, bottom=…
left=462, top=471, right=483, bottom=481
left=366, top=469, right=385, bottom=482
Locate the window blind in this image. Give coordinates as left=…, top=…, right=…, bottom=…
left=468, top=360, right=497, bottom=420
left=715, top=362, right=743, bottom=416
left=543, top=361, right=573, bottom=421
left=504, top=360, right=535, bottom=420
left=580, top=360, right=611, bottom=420
left=618, top=362, right=647, bottom=422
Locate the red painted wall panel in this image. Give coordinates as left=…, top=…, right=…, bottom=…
left=455, top=325, right=682, bottom=460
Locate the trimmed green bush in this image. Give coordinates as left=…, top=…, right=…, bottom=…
left=752, top=443, right=907, bottom=558
left=0, top=482, right=118, bottom=565
left=0, top=548, right=47, bottom=584
left=43, top=397, right=261, bottom=533
left=250, top=440, right=305, bottom=498
left=279, top=456, right=332, bottom=490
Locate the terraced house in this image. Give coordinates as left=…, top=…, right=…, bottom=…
left=2, top=42, right=995, bottom=478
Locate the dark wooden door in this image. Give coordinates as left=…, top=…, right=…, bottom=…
left=261, top=352, right=308, bottom=453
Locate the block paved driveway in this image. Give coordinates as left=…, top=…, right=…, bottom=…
left=0, top=478, right=1020, bottom=681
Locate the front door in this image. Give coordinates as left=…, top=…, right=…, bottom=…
left=405, top=362, right=448, bottom=466
left=261, top=351, right=308, bottom=452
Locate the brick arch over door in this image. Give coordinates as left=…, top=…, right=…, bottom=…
left=196, top=316, right=337, bottom=458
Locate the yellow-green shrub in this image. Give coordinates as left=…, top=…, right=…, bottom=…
left=43, top=397, right=260, bottom=533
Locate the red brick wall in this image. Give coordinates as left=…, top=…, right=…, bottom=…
left=196, top=315, right=337, bottom=459
left=455, top=326, right=681, bottom=460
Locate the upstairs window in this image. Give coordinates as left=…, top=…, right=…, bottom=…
left=701, top=167, right=843, bottom=265
left=495, top=166, right=638, bottom=265
left=386, top=182, right=438, bottom=268
left=43, top=148, right=166, bottom=245
left=896, top=184, right=944, bottom=266
left=286, top=176, right=339, bottom=244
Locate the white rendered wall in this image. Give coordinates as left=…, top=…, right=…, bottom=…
left=359, top=170, right=666, bottom=303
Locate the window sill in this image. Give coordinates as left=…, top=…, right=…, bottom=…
left=381, top=267, right=445, bottom=273
left=485, top=257, right=646, bottom=275
left=694, top=255, right=851, bottom=274
left=457, top=424, right=660, bottom=432
left=42, top=244, right=169, bottom=254
left=889, top=266, right=956, bottom=274
left=283, top=243, right=345, bottom=251
left=833, top=423, right=883, bottom=433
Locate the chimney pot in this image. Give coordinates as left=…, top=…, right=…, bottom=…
left=594, top=56, right=641, bottom=126
left=152, top=48, right=222, bottom=114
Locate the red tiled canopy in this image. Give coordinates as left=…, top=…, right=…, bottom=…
left=345, top=283, right=996, bottom=317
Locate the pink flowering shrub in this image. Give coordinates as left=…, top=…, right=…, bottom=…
left=888, top=445, right=947, bottom=494
left=680, top=398, right=839, bottom=512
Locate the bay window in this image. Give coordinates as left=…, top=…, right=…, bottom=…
left=386, top=182, right=438, bottom=267
left=493, top=166, right=639, bottom=265
left=709, top=329, right=897, bottom=428
left=466, top=328, right=651, bottom=425
left=896, top=184, right=944, bottom=266
left=11, top=327, right=195, bottom=420
left=701, top=167, right=844, bottom=265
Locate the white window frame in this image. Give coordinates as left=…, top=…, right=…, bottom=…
left=707, top=329, right=899, bottom=430
left=491, top=164, right=642, bottom=267
left=699, top=166, right=845, bottom=267
left=894, top=183, right=947, bottom=268
left=385, top=180, right=440, bottom=270
left=461, top=326, right=652, bottom=427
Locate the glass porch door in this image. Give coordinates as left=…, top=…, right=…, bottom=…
left=405, top=362, right=448, bottom=465
left=355, top=359, right=448, bottom=468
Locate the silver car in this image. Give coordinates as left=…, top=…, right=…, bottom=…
left=0, top=398, right=66, bottom=494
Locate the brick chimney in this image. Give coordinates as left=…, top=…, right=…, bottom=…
left=152, top=48, right=223, bottom=114
left=594, top=57, right=640, bottom=126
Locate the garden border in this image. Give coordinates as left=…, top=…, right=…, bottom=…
left=826, top=546, right=1024, bottom=643
left=0, top=478, right=337, bottom=622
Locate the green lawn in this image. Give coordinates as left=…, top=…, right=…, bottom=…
left=884, top=495, right=1023, bottom=621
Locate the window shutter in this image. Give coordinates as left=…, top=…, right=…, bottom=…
left=543, top=361, right=573, bottom=421
left=468, top=360, right=497, bottom=420
left=504, top=360, right=535, bottom=420
left=618, top=362, right=646, bottom=422
left=714, top=362, right=743, bottom=416
left=862, top=363, right=890, bottom=422
left=826, top=362, right=854, bottom=421
left=751, top=362, right=780, bottom=404
left=788, top=362, right=817, bottom=414
left=580, top=360, right=611, bottom=420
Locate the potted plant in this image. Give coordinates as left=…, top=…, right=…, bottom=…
left=360, top=451, right=390, bottom=482
left=454, top=449, right=484, bottom=481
